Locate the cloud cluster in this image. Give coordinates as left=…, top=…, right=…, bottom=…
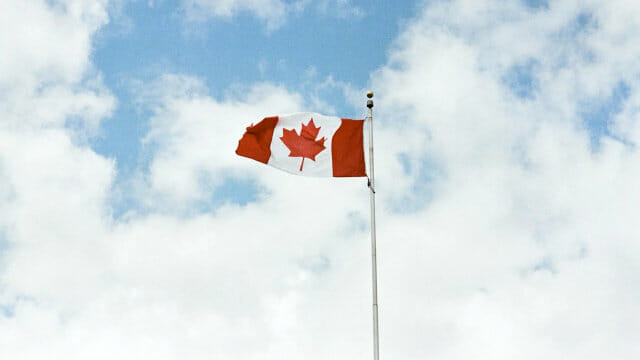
left=0, top=0, right=114, bottom=135
left=1, top=2, right=369, bottom=356
left=370, top=1, right=640, bottom=358
left=2, top=0, right=640, bottom=359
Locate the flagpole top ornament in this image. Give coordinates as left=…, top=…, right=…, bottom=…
left=366, top=91, right=374, bottom=109
left=367, top=91, right=374, bottom=98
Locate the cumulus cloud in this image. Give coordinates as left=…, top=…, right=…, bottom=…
left=1, top=1, right=371, bottom=354
left=136, top=75, right=306, bottom=208
left=370, top=1, right=640, bottom=358
left=3, top=0, right=640, bottom=359
left=0, top=0, right=115, bottom=137
left=0, top=0, right=115, bottom=295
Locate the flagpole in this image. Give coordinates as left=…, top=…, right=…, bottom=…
left=366, top=90, right=380, bottom=360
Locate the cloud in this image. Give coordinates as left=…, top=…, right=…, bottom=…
left=0, top=0, right=115, bottom=136
left=3, top=0, right=640, bottom=359
left=0, top=0, right=115, bottom=304
left=180, top=0, right=364, bottom=30
left=316, top=0, right=363, bottom=19
left=368, top=1, right=640, bottom=358
left=1, top=1, right=371, bottom=353
left=181, top=0, right=293, bottom=30
left=130, top=75, right=306, bottom=207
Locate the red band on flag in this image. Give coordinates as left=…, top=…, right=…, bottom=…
left=236, top=116, right=278, bottom=164
left=331, top=119, right=366, bottom=177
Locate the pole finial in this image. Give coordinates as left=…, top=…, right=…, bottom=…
left=366, top=90, right=374, bottom=99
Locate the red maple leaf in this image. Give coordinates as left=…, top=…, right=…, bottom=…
left=280, top=118, right=326, bottom=171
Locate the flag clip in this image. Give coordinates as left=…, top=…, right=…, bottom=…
left=367, top=177, right=376, bottom=194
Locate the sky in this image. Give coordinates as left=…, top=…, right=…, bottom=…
left=1, top=0, right=640, bottom=359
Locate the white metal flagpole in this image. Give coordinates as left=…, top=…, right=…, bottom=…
left=366, top=90, right=380, bottom=360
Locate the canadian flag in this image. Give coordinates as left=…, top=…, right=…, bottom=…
left=236, top=112, right=366, bottom=177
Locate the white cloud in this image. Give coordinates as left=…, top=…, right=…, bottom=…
left=181, top=0, right=291, bottom=30
left=3, top=0, right=640, bottom=359
left=368, top=1, right=640, bottom=358
left=316, top=0, right=363, bottom=19
left=0, top=0, right=115, bottom=308
left=0, top=4, right=372, bottom=351
left=180, top=0, right=363, bottom=30
left=0, top=0, right=115, bottom=136
left=135, top=74, right=307, bottom=209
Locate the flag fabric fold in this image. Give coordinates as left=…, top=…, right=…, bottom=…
left=236, top=112, right=366, bottom=177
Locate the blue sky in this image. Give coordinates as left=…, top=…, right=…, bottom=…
left=89, top=0, right=626, bottom=219
left=92, top=0, right=416, bottom=178
left=89, top=0, right=624, bottom=203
